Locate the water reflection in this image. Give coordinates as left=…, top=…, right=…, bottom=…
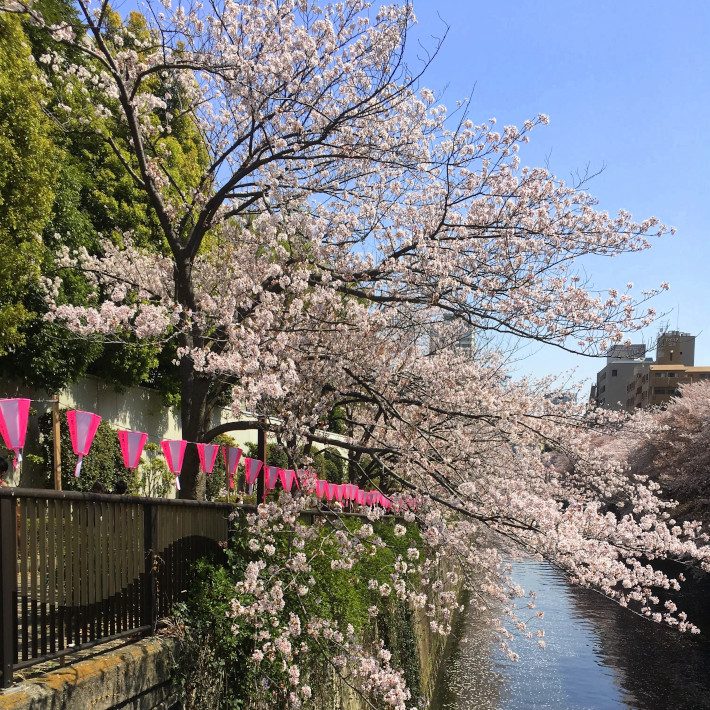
left=434, top=562, right=710, bottom=709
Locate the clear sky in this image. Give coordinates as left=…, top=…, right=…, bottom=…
left=407, top=0, right=710, bottom=388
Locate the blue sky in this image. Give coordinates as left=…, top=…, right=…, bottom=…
left=408, top=0, right=710, bottom=388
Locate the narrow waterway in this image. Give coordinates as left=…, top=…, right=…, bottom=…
left=433, top=562, right=710, bottom=709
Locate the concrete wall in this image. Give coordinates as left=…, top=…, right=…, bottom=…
left=0, top=637, right=179, bottom=710
left=1, top=375, right=347, bottom=490
left=656, top=331, right=695, bottom=366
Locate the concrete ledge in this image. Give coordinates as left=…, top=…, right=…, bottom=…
left=0, top=636, right=179, bottom=710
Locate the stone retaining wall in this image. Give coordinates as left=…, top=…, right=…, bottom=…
left=0, top=637, right=178, bottom=710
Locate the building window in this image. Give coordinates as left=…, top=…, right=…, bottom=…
left=600, top=385, right=605, bottom=394
left=612, top=369, right=618, bottom=377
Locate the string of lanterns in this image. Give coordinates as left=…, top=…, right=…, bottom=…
left=0, top=398, right=406, bottom=509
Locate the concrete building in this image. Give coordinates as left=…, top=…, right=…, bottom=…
left=641, top=364, right=710, bottom=407
left=429, top=314, right=475, bottom=356
left=593, top=330, right=706, bottom=411
left=593, top=344, right=651, bottom=411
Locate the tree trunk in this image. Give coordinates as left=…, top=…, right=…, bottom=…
left=178, top=363, right=212, bottom=500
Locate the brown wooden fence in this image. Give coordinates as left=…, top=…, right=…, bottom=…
left=0, top=488, right=232, bottom=688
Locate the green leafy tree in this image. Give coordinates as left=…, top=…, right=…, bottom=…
left=0, top=2, right=205, bottom=398
left=0, top=14, right=55, bottom=355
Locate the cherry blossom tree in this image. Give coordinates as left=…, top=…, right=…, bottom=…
left=4, top=0, right=710, bottom=703
left=593, top=381, right=710, bottom=526
left=6, top=0, right=668, bottom=495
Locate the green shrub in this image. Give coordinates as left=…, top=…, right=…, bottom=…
left=37, top=410, right=139, bottom=493
left=204, top=434, right=240, bottom=501
left=173, top=516, right=424, bottom=707
left=242, top=442, right=347, bottom=482
left=135, top=442, right=174, bottom=497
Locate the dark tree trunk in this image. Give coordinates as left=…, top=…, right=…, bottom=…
left=178, top=361, right=212, bottom=500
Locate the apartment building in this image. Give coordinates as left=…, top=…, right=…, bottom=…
left=592, top=331, right=706, bottom=411
left=641, top=364, right=710, bottom=407
left=593, top=344, right=650, bottom=411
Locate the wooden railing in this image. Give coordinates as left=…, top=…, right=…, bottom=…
left=0, top=488, right=231, bottom=688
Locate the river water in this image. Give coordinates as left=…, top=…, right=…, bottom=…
left=433, top=561, right=710, bottom=710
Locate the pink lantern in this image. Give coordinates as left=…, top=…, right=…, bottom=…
left=326, top=482, right=337, bottom=501
left=279, top=468, right=298, bottom=492
left=243, top=457, right=263, bottom=491
left=67, top=410, right=102, bottom=477
left=196, top=443, right=220, bottom=474
left=0, top=398, right=30, bottom=469
left=222, top=446, right=242, bottom=490
left=346, top=484, right=358, bottom=501
left=356, top=489, right=366, bottom=505
left=265, top=466, right=280, bottom=491
left=335, top=483, right=346, bottom=501
left=117, top=430, right=148, bottom=469
left=315, top=479, right=328, bottom=498
left=161, top=439, right=187, bottom=490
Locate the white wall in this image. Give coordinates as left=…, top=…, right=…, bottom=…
left=0, top=375, right=260, bottom=489
left=1, top=375, right=347, bottom=490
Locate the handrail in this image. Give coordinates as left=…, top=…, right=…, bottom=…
left=0, top=487, right=232, bottom=509
left=0, top=487, right=392, bottom=521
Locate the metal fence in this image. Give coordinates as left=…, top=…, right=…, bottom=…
left=0, top=488, right=231, bottom=688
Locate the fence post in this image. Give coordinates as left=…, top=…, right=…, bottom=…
left=0, top=496, right=17, bottom=688
left=142, top=502, right=158, bottom=632
left=51, top=397, right=62, bottom=491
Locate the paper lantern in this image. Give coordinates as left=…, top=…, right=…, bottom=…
left=335, top=483, right=346, bottom=501
left=67, top=410, right=102, bottom=477
left=0, top=398, right=30, bottom=469
left=326, top=482, right=337, bottom=501
left=356, top=489, right=366, bottom=505
left=346, top=484, right=358, bottom=501
left=279, top=468, right=298, bottom=492
left=161, top=439, right=187, bottom=490
left=243, top=457, right=263, bottom=491
left=117, top=430, right=147, bottom=469
left=265, top=466, right=280, bottom=491
left=196, top=443, right=220, bottom=474
left=222, top=446, right=242, bottom=490
left=315, top=479, right=328, bottom=498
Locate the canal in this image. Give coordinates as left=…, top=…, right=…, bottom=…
left=433, top=561, right=710, bottom=709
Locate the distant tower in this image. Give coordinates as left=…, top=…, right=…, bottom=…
left=429, top=314, right=475, bottom=356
